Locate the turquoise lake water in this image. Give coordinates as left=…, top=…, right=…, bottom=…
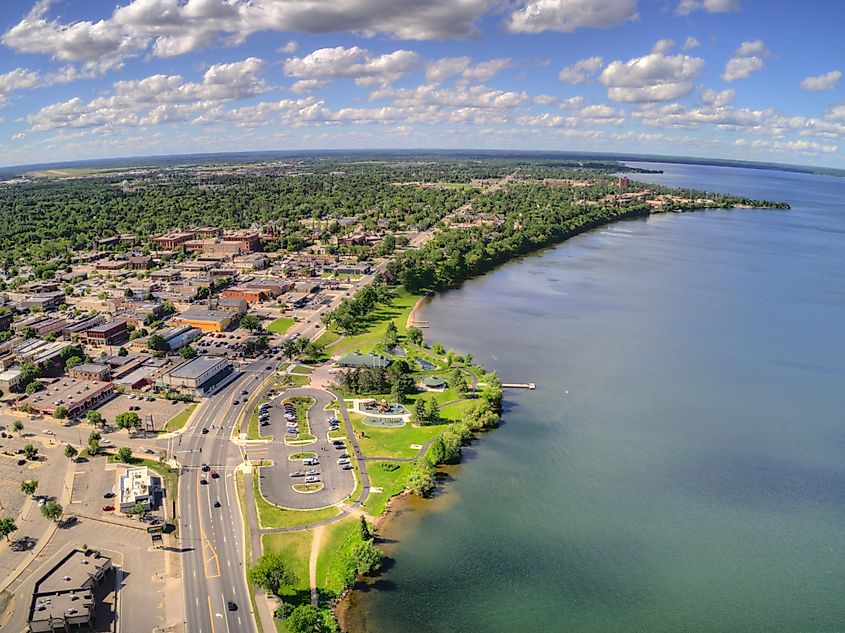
left=348, top=162, right=845, bottom=633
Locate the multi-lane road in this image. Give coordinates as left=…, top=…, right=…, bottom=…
left=178, top=361, right=268, bottom=633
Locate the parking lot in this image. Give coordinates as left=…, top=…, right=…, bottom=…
left=95, top=393, right=190, bottom=431
left=0, top=426, right=64, bottom=520
left=256, top=388, right=355, bottom=510
left=69, top=456, right=166, bottom=527
left=196, top=329, right=252, bottom=359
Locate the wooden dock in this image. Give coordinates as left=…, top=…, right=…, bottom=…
left=502, top=382, right=536, bottom=390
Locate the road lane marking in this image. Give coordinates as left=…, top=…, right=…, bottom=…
left=208, top=595, right=216, bottom=633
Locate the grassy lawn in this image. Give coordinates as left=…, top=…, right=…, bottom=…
left=284, top=396, right=315, bottom=440
left=247, top=398, right=270, bottom=440
left=350, top=412, right=448, bottom=460
left=160, top=404, right=196, bottom=433
left=363, top=462, right=411, bottom=516
left=314, top=329, right=341, bottom=348
left=289, top=364, right=314, bottom=374
left=439, top=398, right=476, bottom=422
left=276, top=374, right=310, bottom=388
left=289, top=452, right=317, bottom=460
left=267, top=317, right=295, bottom=334
left=327, top=288, right=421, bottom=357
left=261, top=532, right=312, bottom=597
left=315, top=516, right=361, bottom=598
left=252, top=468, right=341, bottom=528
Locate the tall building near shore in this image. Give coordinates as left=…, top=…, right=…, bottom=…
left=618, top=176, right=630, bottom=189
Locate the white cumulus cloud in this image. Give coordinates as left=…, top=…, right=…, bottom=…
left=800, top=70, right=841, bottom=91
left=558, top=56, right=604, bottom=84
left=675, top=0, right=740, bottom=16
left=507, top=0, right=638, bottom=34
left=3, top=0, right=496, bottom=66
left=599, top=48, right=705, bottom=102
left=284, top=47, right=421, bottom=88
left=721, top=40, right=768, bottom=81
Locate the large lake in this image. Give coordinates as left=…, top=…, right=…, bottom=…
left=349, top=162, right=845, bottom=633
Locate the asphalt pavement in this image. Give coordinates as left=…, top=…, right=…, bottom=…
left=257, top=388, right=354, bottom=510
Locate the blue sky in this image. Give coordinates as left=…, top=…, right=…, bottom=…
left=0, top=0, right=843, bottom=168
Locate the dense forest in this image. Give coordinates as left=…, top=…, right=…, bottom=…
left=389, top=181, right=788, bottom=292
left=0, top=156, right=785, bottom=280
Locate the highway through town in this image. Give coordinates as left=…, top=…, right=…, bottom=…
left=175, top=208, right=494, bottom=632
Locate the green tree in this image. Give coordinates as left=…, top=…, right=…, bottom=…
left=285, top=605, right=322, bottom=633
left=248, top=552, right=297, bottom=596
left=406, top=327, right=423, bottom=346
left=427, top=400, right=440, bottom=425
left=451, top=369, right=468, bottom=396
left=64, top=356, right=82, bottom=370
left=410, top=399, right=427, bottom=426
left=127, top=501, right=147, bottom=516
left=19, top=363, right=40, bottom=386
left=64, top=444, right=78, bottom=461
left=240, top=314, right=262, bottom=332
left=87, top=430, right=101, bottom=456
left=86, top=410, right=105, bottom=428
left=23, top=444, right=38, bottom=460
left=180, top=345, right=197, bottom=359
left=116, top=447, right=133, bottom=463
left=359, top=515, right=372, bottom=542
left=147, top=334, right=169, bottom=352
left=115, top=411, right=142, bottom=431
left=0, top=517, right=17, bottom=541
left=40, top=500, right=63, bottom=523
left=54, top=405, right=69, bottom=419
left=20, top=479, right=38, bottom=496
left=303, top=341, right=324, bottom=363
left=117, top=346, right=129, bottom=357
left=428, top=436, right=446, bottom=465
left=282, top=338, right=298, bottom=361
left=384, top=321, right=399, bottom=347
left=407, top=459, right=436, bottom=497
left=12, top=420, right=23, bottom=434
left=352, top=540, right=384, bottom=575
left=432, top=342, right=446, bottom=355
left=25, top=380, right=43, bottom=395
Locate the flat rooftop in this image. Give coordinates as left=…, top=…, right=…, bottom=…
left=168, top=356, right=229, bottom=380
left=23, top=378, right=112, bottom=409
left=36, top=549, right=111, bottom=595
left=177, top=309, right=230, bottom=323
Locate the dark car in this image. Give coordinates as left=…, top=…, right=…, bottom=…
left=17, top=459, right=27, bottom=466
left=201, top=464, right=210, bottom=472
left=227, top=601, right=238, bottom=611
left=241, top=389, right=248, bottom=395
left=233, top=399, right=240, bottom=405
left=200, top=478, right=208, bottom=485
left=103, top=491, right=115, bottom=499
left=213, top=500, right=221, bottom=508
left=202, top=428, right=209, bottom=434
left=266, top=366, right=272, bottom=370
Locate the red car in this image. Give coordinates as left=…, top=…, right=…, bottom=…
left=102, top=505, right=115, bottom=512
left=211, top=470, right=219, bottom=479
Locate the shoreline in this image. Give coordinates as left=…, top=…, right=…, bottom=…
left=332, top=199, right=790, bottom=632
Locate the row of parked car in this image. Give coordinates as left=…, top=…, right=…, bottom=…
left=283, top=402, right=301, bottom=436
